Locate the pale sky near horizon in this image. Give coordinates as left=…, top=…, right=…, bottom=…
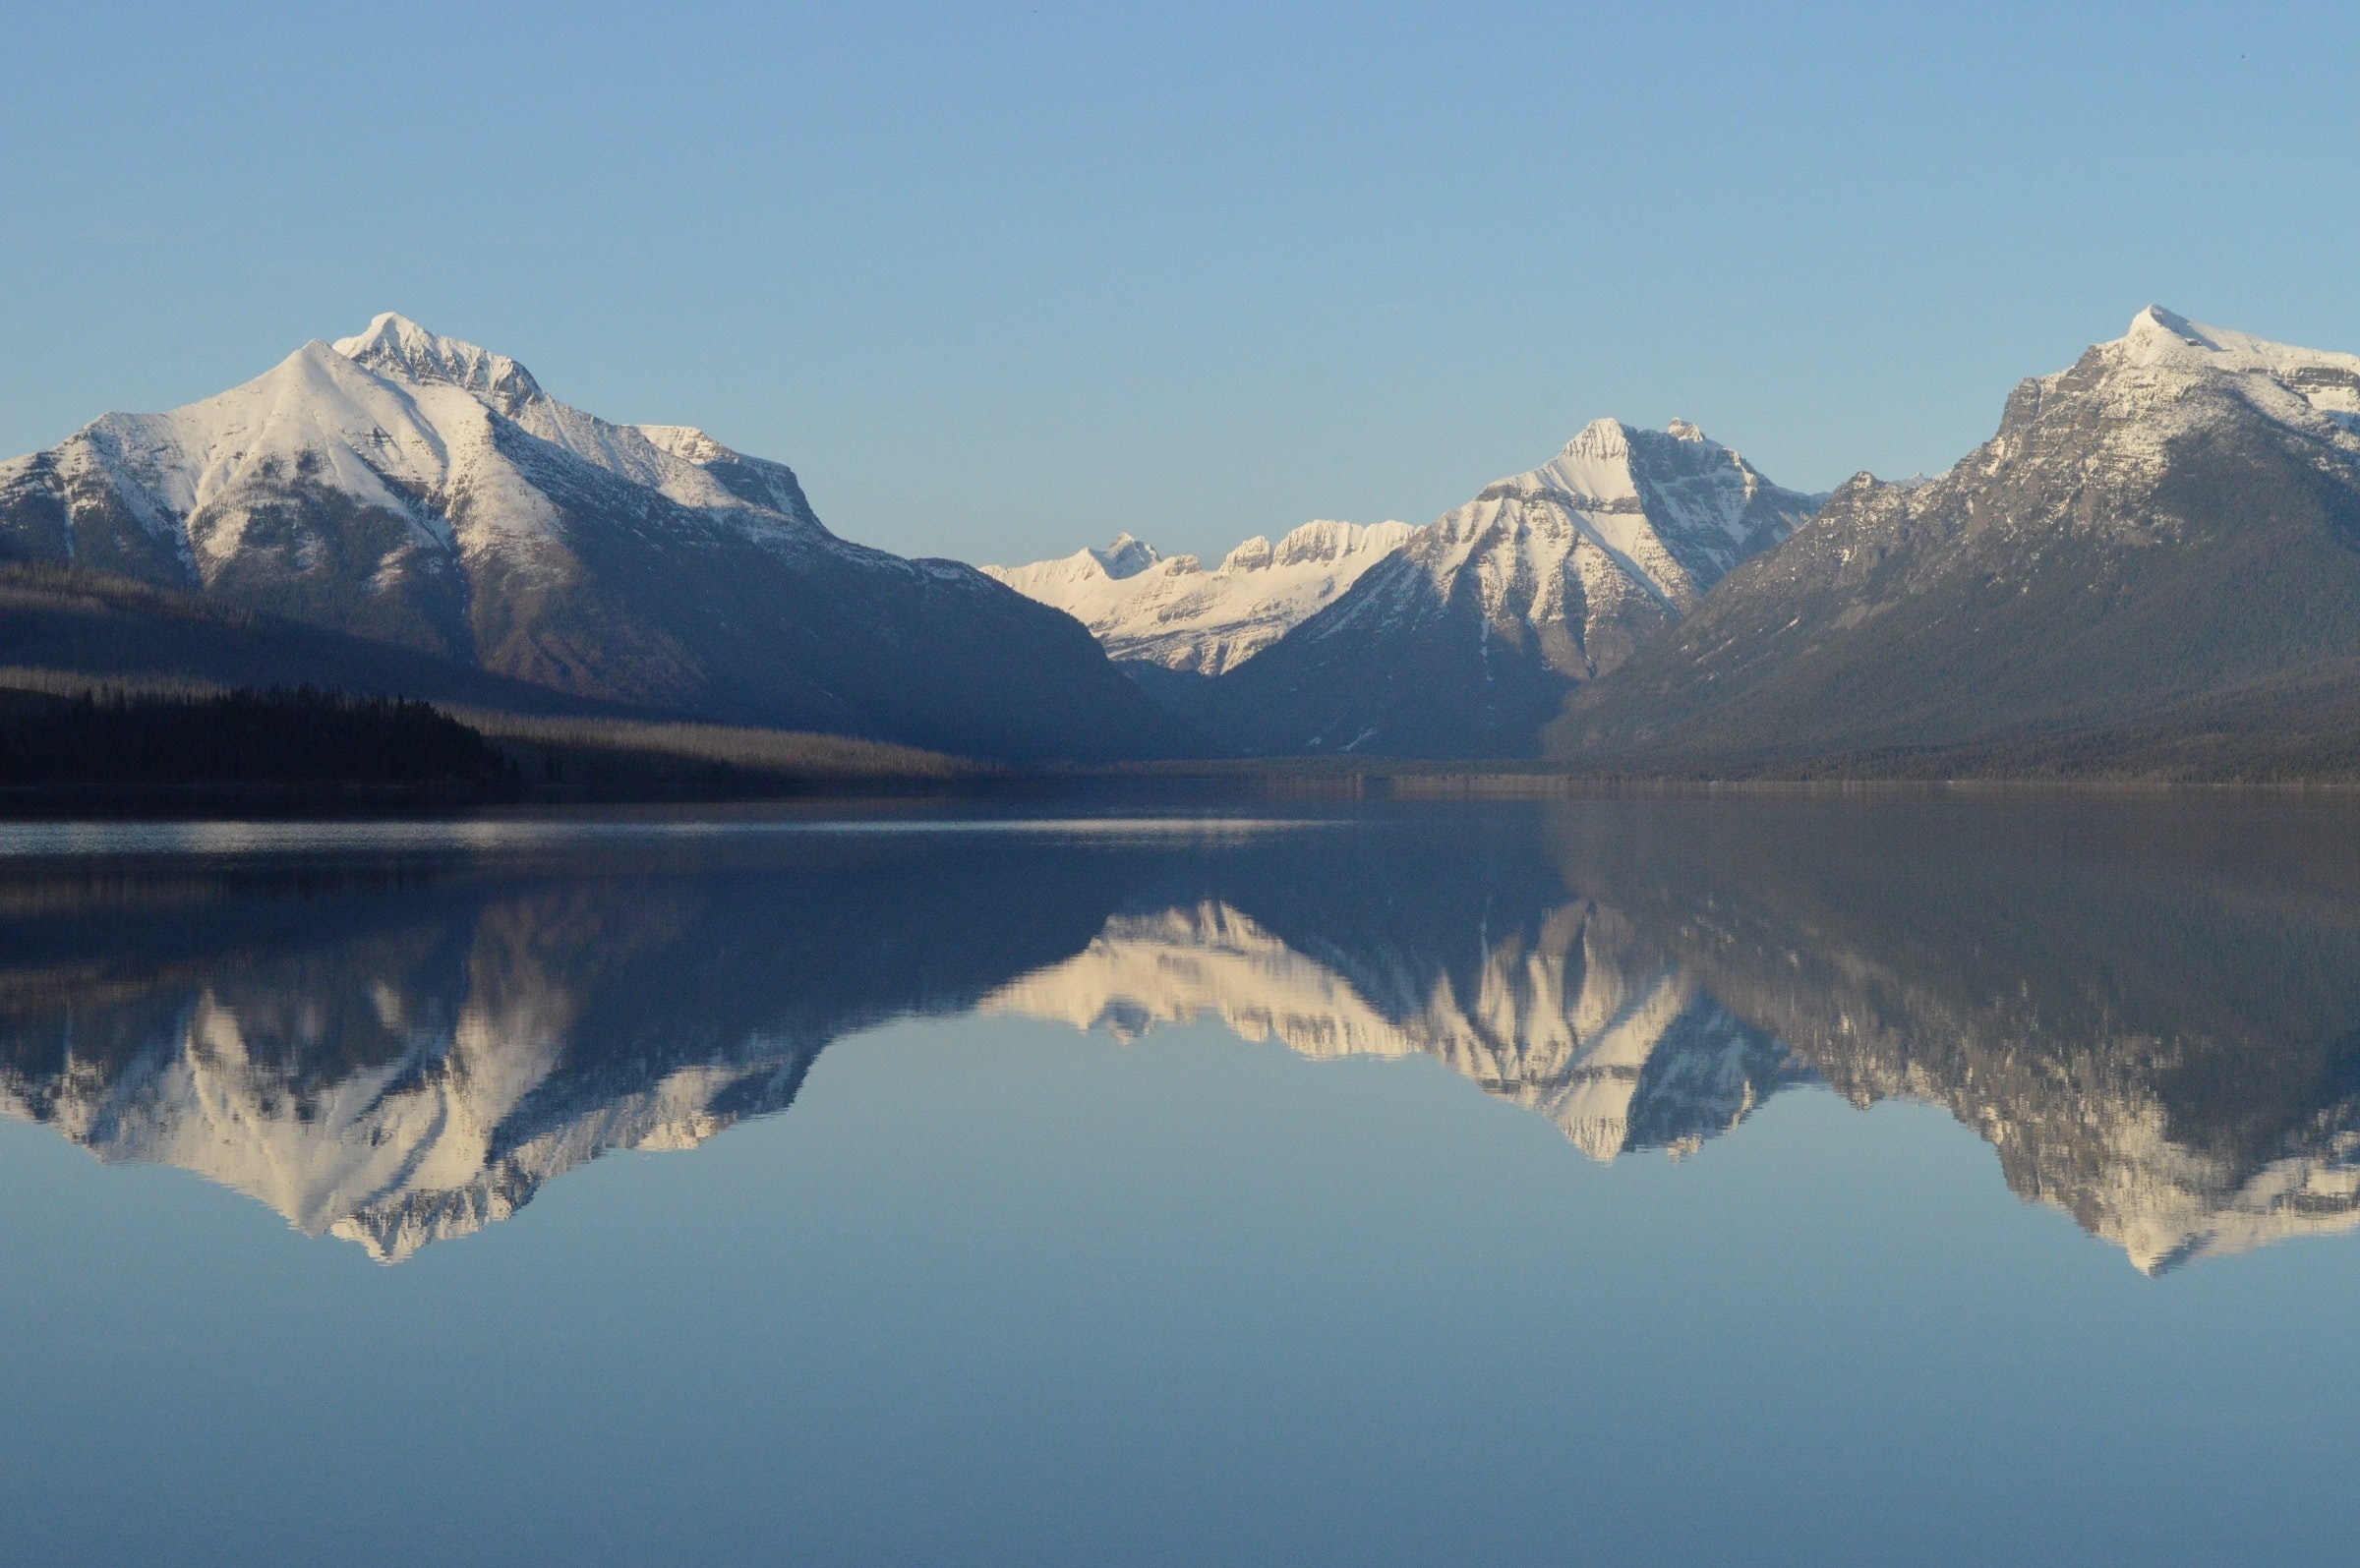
left=4, top=2, right=2356, bottom=566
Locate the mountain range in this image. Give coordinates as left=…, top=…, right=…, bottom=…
left=990, top=308, right=2360, bottom=771
left=984, top=419, right=1818, bottom=755
left=982, top=519, right=1411, bottom=676
left=1548, top=308, right=2360, bottom=774
left=6, top=306, right=2360, bottom=774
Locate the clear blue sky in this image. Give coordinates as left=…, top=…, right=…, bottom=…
left=4, top=2, right=2356, bottom=566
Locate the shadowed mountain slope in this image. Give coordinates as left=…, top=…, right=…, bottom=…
left=0, top=562, right=625, bottom=713
left=1550, top=309, right=2360, bottom=776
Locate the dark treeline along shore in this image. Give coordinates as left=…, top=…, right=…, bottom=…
left=0, top=687, right=512, bottom=806
left=0, top=684, right=997, bottom=811
left=10, top=669, right=2360, bottom=811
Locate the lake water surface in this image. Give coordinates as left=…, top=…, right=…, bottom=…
left=7, top=796, right=2360, bottom=1565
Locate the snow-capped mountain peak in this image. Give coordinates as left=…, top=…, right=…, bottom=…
left=2113, top=305, right=2360, bottom=422
left=0, top=315, right=1195, bottom=759
left=1553, top=309, right=2360, bottom=772
left=1204, top=419, right=1823, bottom=756
left=1389, top=417, right=1809, bottom=635
left=16, top=314, right=814, bottom=572
left=2127, top=303, right=2212, bottom=352
left=59, top=338, right=458, bottom=534
left=332, top=311, right=545, bottom=414
left=1220, top=535, right=1274, bottom=572
left=984, top=517, right=1412, bottom=674
left=1093, top=532, right=1161, bottom=578
left=1561, top=415, right=1634, bottom=457
left=1359, top=416, right=1815, bottom=643
left=326, top=314, right=827, bottom=517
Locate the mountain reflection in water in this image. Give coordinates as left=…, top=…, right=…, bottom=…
left=4, top=800, right=2359, bottom=1272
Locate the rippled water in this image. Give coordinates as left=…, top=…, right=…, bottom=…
left=6, top=796, right=2360, bottom=1564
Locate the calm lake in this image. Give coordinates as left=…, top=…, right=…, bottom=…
left=6, top=796, right=2360, bottom=1565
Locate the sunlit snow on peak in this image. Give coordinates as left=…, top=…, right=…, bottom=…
left=984, top=519, right=1412, bottom=674
left=331, top=311, right=544, bottom=412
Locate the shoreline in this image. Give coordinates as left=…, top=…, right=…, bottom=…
left=9, top=767, right=2360, bottom=821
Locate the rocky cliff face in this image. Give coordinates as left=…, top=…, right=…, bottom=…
left=1553, top=309, right=2360, bottom=772
left=1204, top=420, right=1821, bottom=756
left=0, top=314, right=1194, bottom=762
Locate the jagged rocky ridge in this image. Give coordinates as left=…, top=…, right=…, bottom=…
left=982, top=520, right=1412, bottom=677
left=0, top=314, right=1192, bottom=762
left=1202, top=419, right=1822, bottom=756
left=1552, top=309, right=2360, bottom=773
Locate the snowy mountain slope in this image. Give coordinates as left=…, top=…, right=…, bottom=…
left=1204, top=420, right=1823, bottom=756
left=982, top=519, right=1412, bottom=675
left=1552, top=308, right=2360, bottom=772
left=332, top=312, right=826, bottom=522
left=0, top=315, right=1194, bottom=762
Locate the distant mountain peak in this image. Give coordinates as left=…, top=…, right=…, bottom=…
left=984, top=518, right=1412, bottom=675
left=1270, top=519, right=1375, bottom=567
left=2129, top=303, right=2212, bottom=350
left=1562, top=416, right=1631, bottom=458
left=1202, top=418, right=1821, bottom=757
left=1219, top=535, right=1274, bottom=572
left=2110, top=307, right=2360, bottom=396
left=1555, top=418, right=1714, bottom=463
left=1092, top=532, right=1161, bottom=579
